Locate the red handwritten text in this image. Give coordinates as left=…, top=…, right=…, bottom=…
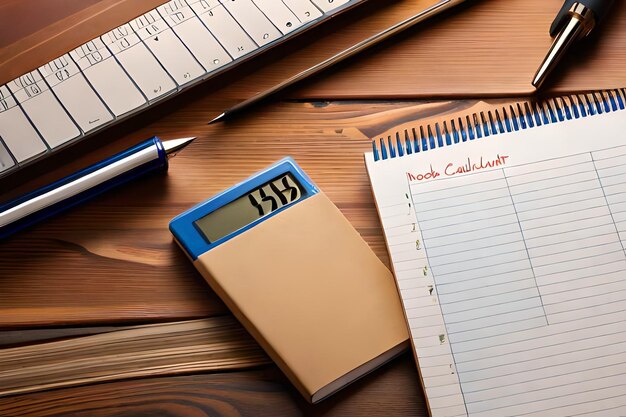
left=406, top=155, right=509, bottom=183
left=407, top=165, right=440, bottom=182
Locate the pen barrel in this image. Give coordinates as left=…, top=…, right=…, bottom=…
left=0, top=137, right=167, bottom=239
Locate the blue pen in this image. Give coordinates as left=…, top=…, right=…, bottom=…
left=0, top=136, right=195, bottom=239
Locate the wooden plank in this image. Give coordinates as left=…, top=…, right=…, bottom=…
left=291, top=0, right=626, bottom=98
left=0, top=352, right=428, bottom=417
left=0, top=98, right=424, bottom=327
left=0, top=97, right=529, bottom=327
left=0, top=325, right=127, bottom=348
left=0, top=0, right=169, bottom=84
left=1, top=92, right=616, bottom=327
left=0, top=0, right=103, bottom=48
left=1, top=0, right=624, bottom=97
left=0, top=317, right=269, bottom=398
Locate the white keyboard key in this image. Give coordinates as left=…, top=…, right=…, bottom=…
left=189, top=1, right=257, bottom=59
left=188, top=0, right=221, bottom=11
left=0, top=85, right=47, bottom=163
left=158, top=0, right=197, bottom=25
left=219, top=0, right=281, bottom=46
left=0, top=84, right=17, bottom=112
left=8, top=71, right=81, bottom=149
left=70, top=39, right=147, bottom=117
left=39, top=54, right=114, bottom=133
left=282, top=0, right=323, bottom=23
left=158, top=1, right=232, bottom=73
left=130, top=10, right=205, bottom=86
left=252, top=0, right=302, bottom=34
left=310, top=0, right=350, bottom=13
left=102, top=24, right=177, bottom=101
left=0, top=139, right=15, bottom=173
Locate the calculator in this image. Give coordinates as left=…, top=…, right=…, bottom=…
left=170, top=157, right=318, bottom=258
left=168, top=157, right=408, bottom=403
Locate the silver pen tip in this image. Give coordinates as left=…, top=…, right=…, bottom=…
left=208, top=112, right=226, bottom=124
left=162, top=137, right=196, bottom=155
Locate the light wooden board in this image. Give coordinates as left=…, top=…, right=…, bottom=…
left=0, top=317, right=268, bottom=397
left=0, top=352, right=427, bottom=417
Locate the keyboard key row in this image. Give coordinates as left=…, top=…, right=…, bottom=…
left=0, top=0, right=355, bottom=174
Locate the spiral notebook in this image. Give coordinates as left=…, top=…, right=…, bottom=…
left=365, top=88, right=626, bottom=417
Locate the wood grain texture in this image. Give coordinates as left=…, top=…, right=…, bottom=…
left=0, top=352, right=428, bottom=417
left=371, top=89, right=626, bottom=146
left=0, top=0, right=166, bottom=82
left=1, top=0, right=625, bottom=96
left=0, top=0, right=103, bottom=48
left=0, top=97, right=446, bottom=327
left=4, top=1, right=620, bottom=414
left=0, top=325, right=133, bottom=348
left=0, top=98, right=436, bottom=415
left=292, top=0, right=626, bottom=97
left=0, top=317, right=269, bottom=398
left=3, top=93, right=597, bottom=327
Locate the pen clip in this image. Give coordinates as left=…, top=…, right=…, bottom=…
left=550, top=0, right=580, bottom=36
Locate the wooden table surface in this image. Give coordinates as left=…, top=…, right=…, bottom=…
left=1, top=0, right=625, bottom=415
left=0, top=91, right=441, bottom=415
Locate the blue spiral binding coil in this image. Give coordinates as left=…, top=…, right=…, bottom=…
left=372, top=88, right=626, bottom=161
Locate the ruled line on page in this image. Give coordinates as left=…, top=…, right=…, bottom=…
left=370, top=140, right=626, bottom=416
left=451, top=308, right=626, bottom=360
left=415, top=201, right=515, bottom=223
left=463, top=352, right=626, bottom=390
left=592, top=152, right=626, bottom=261
left=405, top=173, right=469, bottom=416
left=516, top=200, right=607, bottom=220
left=414, top=191, right=511, bottom=213
left=502, top=159, right=593, bottom=181
left=437, top=271, right=536, bottom=296
left=426, top=230, right=521, bottom=250
left=592, top=148, right=626, bottom=162
left=471, top=376, right=626, bottom=415
left=413, top=150, right=624, bottom=414
left=417, top=182, right=509, bottom=205
left=425, top=237, right=525, bottom=260
left=573, top=401, right=626, bottom=416
left=420, top=210, right=517, bottom=232
left=425, top=326, right=626, bottom=373
left=475, top=375, right=626, bottom=416
left=410, top=175, right=506, bottom=198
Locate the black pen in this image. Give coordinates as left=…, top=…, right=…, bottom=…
left=209, top=0, right=468, bottom=124
left=532, top=0, right=616, bottom=89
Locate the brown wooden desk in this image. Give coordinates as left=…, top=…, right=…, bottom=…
left=0, top=96, right=440, bottom=416
left=1, top=0, right=625, bottom=415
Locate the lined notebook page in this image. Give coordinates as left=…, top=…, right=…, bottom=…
left=365, top=109, right=626, bottom=417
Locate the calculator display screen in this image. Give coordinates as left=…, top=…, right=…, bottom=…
left=194, top=173, right=303, bottom=243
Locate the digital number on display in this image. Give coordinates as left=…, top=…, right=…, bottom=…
left=247, top=174, right=301, bottom=216
left=194, top=173, right=303, bottom=243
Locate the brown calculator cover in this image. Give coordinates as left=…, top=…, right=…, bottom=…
left=193, top=192, right=409, bottom=403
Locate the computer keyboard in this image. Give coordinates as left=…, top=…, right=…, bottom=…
left=0, top=0, right=366, bottom=178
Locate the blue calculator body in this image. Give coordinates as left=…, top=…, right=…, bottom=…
left=170, top=157, right=319, bottom=260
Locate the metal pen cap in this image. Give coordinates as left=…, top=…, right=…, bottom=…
left=532, top=0, right=616, bottom=89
